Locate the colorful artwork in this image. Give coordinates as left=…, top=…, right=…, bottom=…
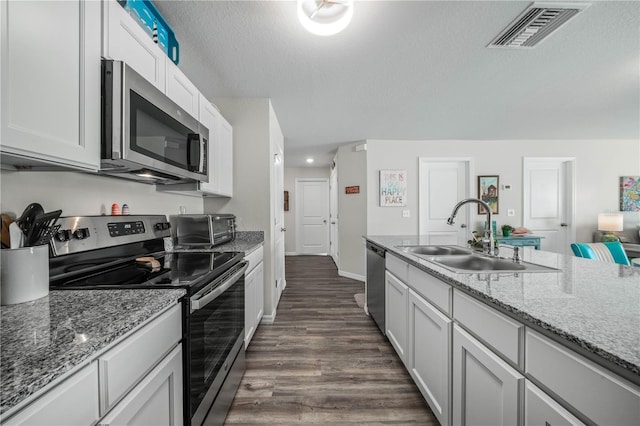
left=620, top=176, right=640, bottom=211
left=380, top=170, right=407, bottom=206
left=478, top=176, right=499, bottom=214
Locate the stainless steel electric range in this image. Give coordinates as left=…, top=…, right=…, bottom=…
left=48, top=215, right=247, bottom=426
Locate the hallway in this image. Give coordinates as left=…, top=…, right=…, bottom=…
left=225, top=255, right=437, bottom=425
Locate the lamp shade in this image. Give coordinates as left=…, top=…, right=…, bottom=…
left=597, top=213, right=623, bottom=232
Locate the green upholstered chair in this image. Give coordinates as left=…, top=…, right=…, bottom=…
left=570, top=241, right=631, bottom=266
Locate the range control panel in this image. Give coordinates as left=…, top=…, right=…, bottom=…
left=50, top=215, right=171, bottom=257
left=108, top=221, right=146, bottom=237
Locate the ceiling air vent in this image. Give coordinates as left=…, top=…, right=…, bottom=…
left=489, top=3, right=589, bottom=48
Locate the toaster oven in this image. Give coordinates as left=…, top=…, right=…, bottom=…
left=170, top=214, right=236, bottom=248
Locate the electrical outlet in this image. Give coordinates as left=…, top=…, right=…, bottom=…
left=507, top=209, right=515, bottom=217
left=402, top=210, right=410, bottom=218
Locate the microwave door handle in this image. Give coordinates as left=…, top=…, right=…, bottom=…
left=186, top=133, right=201, bottom=172
left=191, top=262, right=249, bottom=312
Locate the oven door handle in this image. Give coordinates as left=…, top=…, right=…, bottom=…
left=191, top=261, right=249, bottom=311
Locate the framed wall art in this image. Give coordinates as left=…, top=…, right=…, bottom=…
left=620, top=176, right=640, bottom=211
left=477, top=175, right=499, bottom=214
left=379, top=170, right=407, bottom=206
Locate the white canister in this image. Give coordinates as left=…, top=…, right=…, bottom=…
left=1, top=245, right=49, bottom=305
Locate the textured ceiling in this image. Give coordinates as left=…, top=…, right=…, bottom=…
left=153, top=1, right=640, bottom=168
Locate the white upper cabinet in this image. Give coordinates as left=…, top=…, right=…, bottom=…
left=166, top=62, right=199, bottom=117
left=198, top=95, right=233, bottom=197
left=102, top=0, right=166, bottom=91
left=0, top=0, right=101, bottom=170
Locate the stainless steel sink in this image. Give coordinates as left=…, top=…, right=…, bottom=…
left=429, top=254, right=559, bottom=273
left=396, top=245, right=473, bottom=256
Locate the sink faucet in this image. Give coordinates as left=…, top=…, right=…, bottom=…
left=447, top=198, right=495, bottom=256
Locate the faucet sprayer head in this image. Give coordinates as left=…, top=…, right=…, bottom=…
left=446, top=217, right=455, bottom=225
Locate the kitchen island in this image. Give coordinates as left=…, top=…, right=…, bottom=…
left=367, top=235, right=640, bottom=425
left=0, top=288, right=185, bottom=419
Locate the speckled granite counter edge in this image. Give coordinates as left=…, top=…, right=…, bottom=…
left=367, top=237, right=640, bottom=385
left=0, top=289, right=186, bottom=417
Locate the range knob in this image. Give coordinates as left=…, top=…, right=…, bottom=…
left=55, top=229, right=72, bottom=242
left=73, top=228, right=91, bottom=240
left=154, top=222, right=171, bottom=231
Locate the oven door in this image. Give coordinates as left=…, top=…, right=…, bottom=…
left=188, top=261, right=248, bottom=426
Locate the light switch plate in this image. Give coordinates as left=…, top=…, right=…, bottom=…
left=402, top=210, right=410, bottom=218
left=507, top=209, right=515, bottom=217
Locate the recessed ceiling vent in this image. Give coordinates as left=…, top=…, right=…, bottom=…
left=489, top=3, right=589, bottom=48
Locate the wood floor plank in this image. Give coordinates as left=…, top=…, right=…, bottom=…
left=225, top=255, right=437, bottom=425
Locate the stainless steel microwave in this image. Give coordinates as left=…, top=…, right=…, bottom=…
left=100, top=59, right=208, bottom=184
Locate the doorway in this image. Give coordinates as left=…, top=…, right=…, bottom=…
left=295, top=178, right=330, bottom=255
left=330, top=164, right=339, bottom=266
left=418, top=158, right=473, bottom=245
left=523, top=157, right=576, bottom=255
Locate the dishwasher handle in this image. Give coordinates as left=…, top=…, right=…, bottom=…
left=367, top=242, right=386, bottom=258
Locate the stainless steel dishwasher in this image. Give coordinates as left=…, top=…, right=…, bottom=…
left=366, top=241, right=386, bottom=334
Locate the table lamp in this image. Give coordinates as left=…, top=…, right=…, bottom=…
left=598, top=213, right=623, bottom=242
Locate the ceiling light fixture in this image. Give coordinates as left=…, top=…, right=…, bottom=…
left=306, top=158, right=315, bottom=164
left=297, top=0, right=354, bottom=36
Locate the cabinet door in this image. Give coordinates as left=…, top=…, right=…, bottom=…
left=245, top=264, right=257, bottom=348
left=525, top=381, right=585, bottom=426
left=98, top=345, right=183, bottom=426
left=385, top=271, right=409, bottom=364
left=198, top=95, right=220, bottom=194
left=216, top=113, right=234, bottom=196
left=102, top=0, right=166, bottom=91
left=0, top=0, right=100, bottom=170
left=3, top=363, right=99, bottom=426
left=453, top=324, right=524, bottom=426
left=408, top=289, right=452, bottom=426
left=166, top=62, right=199, bottom=117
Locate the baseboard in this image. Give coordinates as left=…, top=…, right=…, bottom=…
left=261, top=307, right=277, bottom=324
left=285, top=252, right=329, bottom=256
left=338, top=269, right=365, bottom=282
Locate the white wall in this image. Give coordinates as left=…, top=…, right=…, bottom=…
left=336, top=142, right=367, bottom=279
left=283, top=167, right=330, bottom=254
left=365, top=139, right=640, bottom=241
left=0, top=170, right=204, bottom=218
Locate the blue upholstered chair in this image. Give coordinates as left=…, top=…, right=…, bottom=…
left=570, top=241, right=631, bottom=266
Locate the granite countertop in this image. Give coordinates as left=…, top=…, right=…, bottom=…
left=366, top=235, right=640, bottom=385
left=0, top=289, right=185, bottom=416
left=172, top=231, right=264, bottom=254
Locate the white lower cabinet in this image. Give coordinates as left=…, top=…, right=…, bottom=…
left=98, top=345, right=183, bottom=426
left=245, top=245, right=264, bottom=348
left=408, top=289, right=452, bottom=426
left=385, top=270, right=409, bottom=364
left=2, top=304, right=183, bottom=425
left=453, top=324, right=524, bottom=426
left=3, top=363, right=100, bottom=426
left=525, top=380, right=585, bottom=426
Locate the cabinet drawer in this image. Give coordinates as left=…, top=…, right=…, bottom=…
left=526, top=329, right=640, bottom=426
left=245, top=245, right=264, bottom=275
left=386, top=253, right=408, bottom=283
left=453, top=290, right=523, bottom=365
left=4, top=363, right=99, bottom=426
left=525, top=380, right=585, bottom=426
left=98, top=304, right=181, bottom=414
left=408, top=265, right=451, bottom=315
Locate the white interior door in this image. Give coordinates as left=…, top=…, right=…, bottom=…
left=330, top=165, right=339, bottom=265
left=419, top=158, right=472, bottom=245
left=523, top=158, right=575, bottom=255
left=273, top=148, right=285, bottom=301
left=296, top=179, right=330, bottom=255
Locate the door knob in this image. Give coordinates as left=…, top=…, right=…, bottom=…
left=460, top=224, right=467, bottom=228
left=281, top=227, right=286, bottom=232
left=560, top=223, right=568, bottom=227
left=323, top=220, right=327, bottom=224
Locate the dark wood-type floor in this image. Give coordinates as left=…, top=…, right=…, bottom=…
left=225, top=255, right=438, bottom=425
